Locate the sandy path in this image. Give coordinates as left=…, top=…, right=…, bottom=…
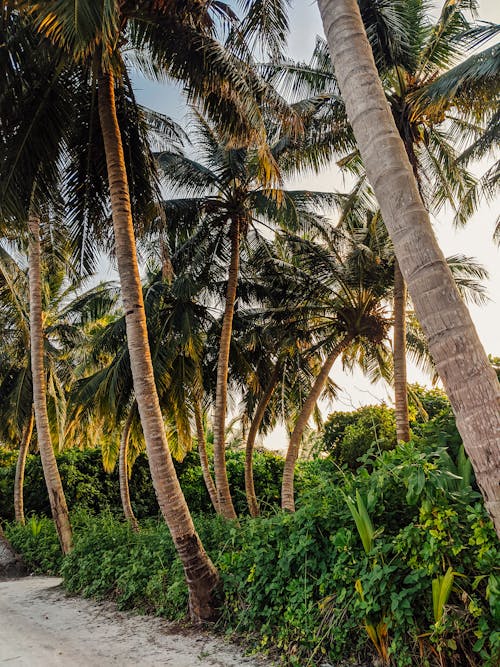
left=0, top=577, right=272, bottom=667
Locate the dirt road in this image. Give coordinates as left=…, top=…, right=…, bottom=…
left=0, top=577, right=271, bottom=666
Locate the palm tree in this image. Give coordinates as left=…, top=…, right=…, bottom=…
left=316, top=0, right=500, bottom=536
left=26, top=0, right=288, bottom=617
left=270, top=1, right=495, bottom=443
left=157, top=113, right=345, bottom=519
left=0, top=238, right=118, bottom=526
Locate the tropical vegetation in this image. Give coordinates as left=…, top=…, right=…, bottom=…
left=0, top=0, right=499, bottom=664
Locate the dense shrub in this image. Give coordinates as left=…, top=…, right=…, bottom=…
left=6, top=442, right=499, bottom=666
left=0, top=447, right=284, bottom=521
left=321, top=403, right=397, bottom=468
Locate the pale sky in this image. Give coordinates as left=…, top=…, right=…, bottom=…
left=129, top=1, right=500, bottom=447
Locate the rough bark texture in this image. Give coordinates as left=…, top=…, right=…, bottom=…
left=194, top=397, right=219, bottom=512
left=14, top=410, right=34, bottom=525
left=282, top=336, right=351, bottom=512
left=317, top=0, right=500, bottom=536
left=393, top=261, right=410, bottom=442
left=212, top=218, right=239, bottom=520
left=98, top=70, right=219, bottom=620
left=119, top=407, right=139, bottom=532
left=28, top=215, right=73, bottom=554
left=245, top=364, right=281, bottom=517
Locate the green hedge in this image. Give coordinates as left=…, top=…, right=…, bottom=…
left=0, top=447, right=286, bottom=521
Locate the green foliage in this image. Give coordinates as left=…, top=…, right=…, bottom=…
left=321, top=403, right=397, bottom=469
left=0, top=447, right=285, bottom=521
left=4, top=396, right=499, bottom=666
left=6, top=517, right=62, bottom=574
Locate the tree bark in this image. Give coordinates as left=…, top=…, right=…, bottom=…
left=194, top=397, right=219, bottom=512
left=245, top=363, right=281, bottom=517
left=98, top=69, right=219, bottom=621
left=393, top=261, right=410, bottom=442
left=14, top=410, right=35, bottom=525
left=119, top=406, right=139, bottom=532
left=282, top=336, right=351, bottom=512
left=317, top=0, right=500, bottom=536
left=28, top=215, right=73, bottom=554
left=212, top=218, right=240, bottom=520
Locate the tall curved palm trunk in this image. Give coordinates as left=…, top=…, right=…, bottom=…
left=28, top=215, right=73, bottom=554
left=282, top=336, right=351, bottom=511
left=317, top=0, right=500, bottom=537
left=393, top=261, right=410, bottom=442
left=245, top=363, right=281, bottom=517
left=14, top=410, right=35, bottom=525
left=194, top=397, right=219, bottom=512
left=97, top=70, right=219, bottom=621
left=119, top=406, right=139, bottom=532
left=212, top=218, right=240, bottom=520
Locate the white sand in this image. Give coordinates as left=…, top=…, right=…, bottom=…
left=0, top=577, right=273, bottom=666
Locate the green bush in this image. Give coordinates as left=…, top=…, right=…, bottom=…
left=0, top=447, right=285, bottom=521
left=7, top=442, right=499, bottom=666
left=321, top=403, right=397, bottom=469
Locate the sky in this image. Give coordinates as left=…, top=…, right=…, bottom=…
left=128, top=1, right=500, bottom=447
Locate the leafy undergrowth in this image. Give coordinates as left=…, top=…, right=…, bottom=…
left=6, top=443, right=500, bottom=666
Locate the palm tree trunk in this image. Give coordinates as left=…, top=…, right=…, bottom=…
left=245, top=363, right=281, bottom=517
left=14, top=410, right=35, bottom=525
left=282, top=336, right=350, bottom=512
left=194, top=397, right=219, bottom=512
left=212, top=218, right=240, bottom=520
left=98, top=69, right=219, bottom=621
left=317, top=0, right=500, bottom=537
left=393, top=261, right=410, bottom=442
left=119, top=406, right=139, bottom=532
left=28, top=214, right=73, bottom=554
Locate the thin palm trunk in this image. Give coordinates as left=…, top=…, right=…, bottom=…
left=97, top=69, right=219, bottom=621
left=282, top=336, right=351, bottom=511
left=194, top=397, right=219, bottom=512
left=393, top=261, right=410, bottom=442
left=245, top=363, right=281, bottom=517
left=317, top=0, right=500, bottom=536
left=28, top=214, right=72, bottom=554
left=119, top=405, right=139, bottom=532
left=212, top=218, right=240, bottom=520
left=14, top=410, right=35, bottom=525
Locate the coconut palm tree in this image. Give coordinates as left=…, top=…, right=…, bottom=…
left=316, top=0, right=500, bottom=536
left=0, top=239, right=118, bottom=525
left=157, top=113, right=346, bottom=519
left=269, top=0, right=496, bottom=444
left=24, top=0, right=292, bottom=616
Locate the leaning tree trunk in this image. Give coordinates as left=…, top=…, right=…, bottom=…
left=212, top=218, right=240, bottom=520
left=194, top=397, right=219, bottom=512
left=393, top=261, right=410, bottom=442
left=119, top=406, right=139, bottom=532
left=14, top=410, right=35, bottom=525
left=98, top=69, right=219, bottom=621
left=245, top=363, right=281, bottom=517
left=282, top=336, right=351, bottom=512
left=28, top=215, right=73, bottom=554
left=317, top=0, right=500, bottom=536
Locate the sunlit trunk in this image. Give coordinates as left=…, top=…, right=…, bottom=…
left=245, top=363, right=281, bottom=517
left=194, top=397, right=219, bottom=512
left=282, top=336, right=350, bottom=511
left=14, top=410, right=35, bottom=525
left=212, top=218, right=239, bottom=519
left=98, top=69, right=219, bottom=620
left=119, top=406, right=139, bottom=532
left=318, top=0, right=500, bottom=536
left=393, top=261, right=410, bottom=442
left=28, top=215, right=72, bottom=553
